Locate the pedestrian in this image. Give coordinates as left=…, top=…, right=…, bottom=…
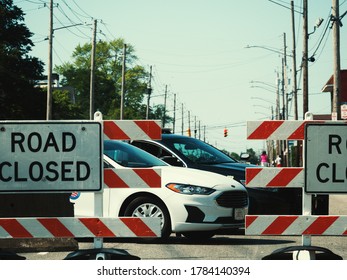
left=275, top=155, right=282, bottom=167
left=260, top=151, right=269, bottom=167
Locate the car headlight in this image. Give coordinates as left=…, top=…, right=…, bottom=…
left=166, top=183, right=215, bottom=195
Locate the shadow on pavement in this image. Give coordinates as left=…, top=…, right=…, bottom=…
left=77, top=234, right=296, bottom=246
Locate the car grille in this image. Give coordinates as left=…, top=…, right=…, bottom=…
left=216, top=191, right=248, bottom=208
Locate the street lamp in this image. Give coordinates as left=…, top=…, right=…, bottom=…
left=250, top=85, right=277, bottom=94
left=250, top=96, right=276, bottom=105
left=245, top=45, right=292, bottom=58
left=250, top=80, right=277, bottom=89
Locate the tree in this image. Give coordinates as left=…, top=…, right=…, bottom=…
left=52, top=89, right=84, bottom=120
left=246, top=148, right=258, bottom=165
left=0, top=0, right=45, bottom=120
left=56, top=39, right=148, bottom=120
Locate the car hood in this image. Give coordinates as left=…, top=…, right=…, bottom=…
left=188, top=161, right=256, bottom=180
left=205, top=162, right=252, bottom=171
left=160, top=166, right=245, bottom=191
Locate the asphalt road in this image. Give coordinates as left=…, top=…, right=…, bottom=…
left=7, top=195, right=347, bottom=260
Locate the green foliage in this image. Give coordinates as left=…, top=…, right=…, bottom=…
left=246, top=148, right=258, bottom=164
left=55, top=39, right=149, bottom=120
left=0, top=0, right=45, bottom=120
left=230, top=152, right=240, bottom=160
left=52, top=89, right=84, bottom=119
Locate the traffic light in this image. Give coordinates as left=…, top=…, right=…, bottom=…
left=224, top=128, right=228, bottom=137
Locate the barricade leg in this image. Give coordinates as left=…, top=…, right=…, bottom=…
left=262, top=246, right=342, bottom=260
left=0, top=251, right=26, bottom=260
left=64, top=248, right=140, bottom=260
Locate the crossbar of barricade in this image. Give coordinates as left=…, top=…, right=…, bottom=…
left=0, top=112, right=163, bottom=259
left=245, top=112, right=347, bottom=260
left=0, top=217, right=161, bottom=239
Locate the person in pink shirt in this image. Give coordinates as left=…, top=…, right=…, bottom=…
left=260, top=151, right=269, bottom=167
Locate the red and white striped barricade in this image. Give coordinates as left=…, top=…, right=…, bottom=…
left=246, top=167, right=304, bottom=188
left=103, top=119, right=162, bottom=140
left=103, top=168, right=161, bottom=189
left=246, top=215, right=347, bottom=236
left=0, top=113, right=163, bottom=259
left=245, top=116, right=347, bottom=259
left=247, top=119, right=347, bottom=140
left=0, top=217, right=160, bottom=239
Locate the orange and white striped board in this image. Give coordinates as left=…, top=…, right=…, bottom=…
left=246, top=167, right=304, bottom=188
left=0, top=217, right=161, bottom=239
left=247, top=120, right=347, bottom=140
left=246, top=215, right=347, bottom=236
left=103, top=168, right=161, bottom=189
left=103, top=120, right=161, bottom=140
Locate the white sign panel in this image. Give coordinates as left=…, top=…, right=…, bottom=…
left=305, top=123, right=347, bottom=194
left=0, top=122, right=102, bottom=192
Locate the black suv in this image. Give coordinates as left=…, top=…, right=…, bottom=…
left=131, top=133, right=305, bottom=215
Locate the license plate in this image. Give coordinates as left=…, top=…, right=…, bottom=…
left=234, top=208, right=245, bottom=220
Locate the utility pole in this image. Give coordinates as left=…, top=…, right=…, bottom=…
left=181, top=103, right=184, bottom=135
left=291, top=0, right=298, bottom=121
left=89, top=19, right=97, bottom=120
left=188, top=110, right=191, bottom=136
left=332, top=0, right=341, bottom=120
left=281, top=58, right=285, bottom=120
left=120, top=44, right=126, bottom=120
left=203, top=125, right=206, bottom=142
left=46, top=0, right=53, bottom=120
left=276, top=72, right=280, bottom=120
left=283, top=32, right=288, bottom=120
left=198, top=120, right=201, bottom=140
left=302, top=0, right=309, bottom=118
left=276, top=72, right=281, bottom=158
left=173, top=93, right=176, bottom=133
left=146, top=65, right=152, bottom=120
left=283, top=33, right=289, bottom=166
left=194, top=116, right=197, bottom=138
left=291, top=0, right=300, bottom=167
left=162, top=85, right=167, bottom=128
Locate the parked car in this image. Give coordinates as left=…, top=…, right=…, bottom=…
left=131, top=133, right=303, bottom=215
left=72, top=140, right=248, bottom=239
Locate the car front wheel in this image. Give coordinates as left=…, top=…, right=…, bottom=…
left=124, top=196, right=171, bottom=239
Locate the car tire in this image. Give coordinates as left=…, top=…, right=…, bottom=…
left=182, top=231, right=215, bottom=240
left=124, top=196, right=172, bottom=239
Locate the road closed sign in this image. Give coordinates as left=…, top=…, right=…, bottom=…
left=305, top=123, right=347, bottom=194
left=0, top=121, right=102, bottom=192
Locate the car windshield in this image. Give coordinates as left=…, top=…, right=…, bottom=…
left=161, top=137, right=238, bottom=164
left=104, top=140, right=167, bottom=168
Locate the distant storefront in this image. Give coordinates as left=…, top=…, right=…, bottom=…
left=321, top=69, right=347, bottom=120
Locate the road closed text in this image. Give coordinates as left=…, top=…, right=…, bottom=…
left=315, top=134, right=347, bottom=183
left=0, top=132, right=91, bottom=184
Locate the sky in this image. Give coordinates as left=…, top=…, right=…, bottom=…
left=13, top=0, right=347, bottom=155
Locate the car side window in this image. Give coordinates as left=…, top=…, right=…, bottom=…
left=132, top=142, right=164, bottom=157
left=132, top=141, right=184, bottom=167
left=173, top=142, right=215, bottom=164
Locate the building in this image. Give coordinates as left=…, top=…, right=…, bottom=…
left=321, top=69, right=347, bottom=120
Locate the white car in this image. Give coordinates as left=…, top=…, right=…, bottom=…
left=71, top=140, right=248, bottom=239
